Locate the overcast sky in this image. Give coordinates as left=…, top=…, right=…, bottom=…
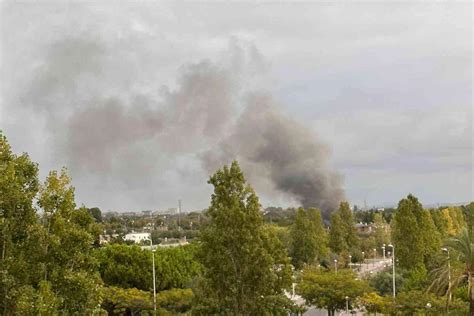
left=1, top=1, right=472, bottom=212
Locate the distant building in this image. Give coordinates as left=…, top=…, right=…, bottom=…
left=122, top=212, right=137, bottom=217
left=124, top=232, right=150, bottom=244
left=355, top=222, right=373, bottom=234
left=99, top=234, right=119, bottom=245
left=168, top=207, right=178, bottom=214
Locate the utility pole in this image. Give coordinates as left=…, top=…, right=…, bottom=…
left=178, top=199, right=181, bottom=230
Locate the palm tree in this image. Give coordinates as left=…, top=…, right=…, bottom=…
left=429, top=229, right=474, bottom=314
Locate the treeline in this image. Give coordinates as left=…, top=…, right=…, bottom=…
left=1, top=130, right=474, bottom=315
left=0, top=133, right=201, bottom=315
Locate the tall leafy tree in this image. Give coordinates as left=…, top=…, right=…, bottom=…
left=36, top=169, right=102, bottom=314
left=372, top=213, right=390, bottom=247
left=391, top=194, right=425, bottom=269
left=338, top=202, right=358, bottom=249
left=308, top=207, right=329, bottom=261
left=289, top=208, right=312, bottom=269
left=329, top=212, right=347, bottom=254
left=417, top=209, right=441, bottom=267
left=0, top=132, right=40, bottom=314
left=193, top=161, right=293, bottom=315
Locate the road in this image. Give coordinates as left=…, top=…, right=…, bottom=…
left=351, top=258, right=393, bottom=278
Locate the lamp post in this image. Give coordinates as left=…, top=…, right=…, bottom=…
left=348, top=255, right=352, bottom=269
left=442, top=247, right=452, bottom=313
left=373, top=248, right=377, bottom=267
left=334, top=259, right=338, bottom=274
left=382, top=244, right=386, bottom=260
left=345, top=296, right=349, bottom=315
left=388, top=244, right=396, bottom=301
left=149, top=213, right=157, bottom=315
left=152, top=248, right=156, bottom=314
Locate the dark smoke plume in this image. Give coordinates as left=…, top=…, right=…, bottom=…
left=202, top=94, right=344, bottom=214
left=8, top=33, right=344, bottom=212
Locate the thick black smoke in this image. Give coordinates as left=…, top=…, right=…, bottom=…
left=202, top=94, right=344, bottom=214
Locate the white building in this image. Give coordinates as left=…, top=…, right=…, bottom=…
left=124, top=232, right=151, bottom=244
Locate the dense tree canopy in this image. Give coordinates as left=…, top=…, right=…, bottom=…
left=289, top=207, right=328, bottom=269
left=297, top=268, right=371, bottom=316
left=193, top=161, right=293, bottom=315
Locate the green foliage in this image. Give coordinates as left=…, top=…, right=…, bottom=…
left=289, top=207, right=328, bottom=269
left=194, top=161, right=293, bottom=315
left=95, top=244, right=200, bottom=291
left=372, top=212, right=390, bottom=247
left=338, top=202, right=359, bottom=249
left=12, top=281, right=62, bottom=316
left=328, top=212, right=347, bottom=254
left=297, top=268, right=371, bottom=314
left=329, top=202, right=358, bottom=255
left=392, top=194, right=424, bottom=269
left=101, top=286, right=152, bottom=316
left=462, top=202, right=474, bottom=236
left=369, top=268, right=404, bottom=296
left=156, top=288, right=193, bottom=314
left=0, top=132, right=40, bottom=313
left=37, top=169, right=102, bottom=314
left=87, top=207, right=103, bottom=223
left=358, top=292, right=391, bottom=314
left=394, top=290, right=468, bottom=315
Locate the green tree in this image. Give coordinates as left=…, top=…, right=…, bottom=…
left=329, top=212, right=347, bottom=254
left=358, top=292, right=392, bottom=315
left=289, top=208, right=320, bottom=269
left=372, top=213, right=390, bottom=247
left=391, top=194, right=425, bottom=269
left=95, top=244, right=201, bottom=291
left=307, top=207, right=329, bottom=260
left=36, top=169, right=102, bottom=314
left=338, top=202, right=358, bottom=249
left=101, top=286, right=152, bottom=316
left=394, top=290, right=467, bottom=315
left=156, top=288, right=193, bottom=314
left=87, top=207, right=103, bottom=223
left=193, top=161, right=293, bottom=315
left=429, top=229, right=474, bottom=314
left=297, top=268, right=371, bottom=316
left=462, top=202, right=474, bottom=236
left=0, top=132, right=40, bottom=314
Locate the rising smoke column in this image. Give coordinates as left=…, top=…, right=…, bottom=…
left=5, top=29, right=344, bottom=212
left=202, top=93, right=344, bottom=215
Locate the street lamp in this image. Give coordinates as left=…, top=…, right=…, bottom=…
left=149, top=213, right=157, bottom=315
left=388, top=244, right=396, bottom=301
left=382, top=244, right=386, bottom=260
left=152, top=248, right=157, bottom=315
left=345, top=296, right=349, bottom=314
left=334, top=259, right=338, bottom=273
left=362, top=251, right=365, bottom=264
left=348, top=255, right=352, bottom=269
left=442, top=247, right=452, bottom=313
left=373, top=248, right=377, bottom=266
